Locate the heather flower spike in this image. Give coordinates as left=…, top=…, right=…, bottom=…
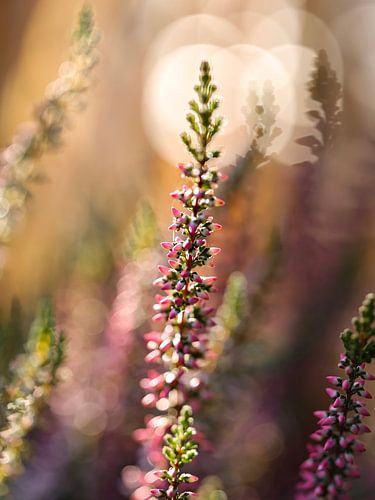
left=296, top=293, right=375, bottom=499
left=140, top=61, right=224, bottom=499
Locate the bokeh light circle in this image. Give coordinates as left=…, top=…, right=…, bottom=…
left=143, top=43, right=297, bottom=167
left=144, top=14, right=241, bottom=75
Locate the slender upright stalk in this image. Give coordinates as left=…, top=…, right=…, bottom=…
left=139, top=61, right=224, bottom=500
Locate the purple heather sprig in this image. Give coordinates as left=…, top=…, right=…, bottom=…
left=139, top=61, right=224, bottom=500
left=296, top=293, right=375, bottom=499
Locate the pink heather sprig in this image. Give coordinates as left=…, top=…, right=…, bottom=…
left=297, top=293, right=375, bottom=499
left=140, top=61, right=224, bottom=500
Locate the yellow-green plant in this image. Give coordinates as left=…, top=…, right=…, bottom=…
left=0, top=301, right=64, bottom=494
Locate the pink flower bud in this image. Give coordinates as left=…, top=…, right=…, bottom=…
left=310, top=432, right=323, bottom=442
left=197, top=290, right=209, bottom=300
left=215, top=198, right=225, bottom=206
left=353, top=442, right=366, bottom=453
left=342, top=379, right=350, bottom=390
left=152, top=313, right=165, bottom=322
left=314, top=485, right=325, bottom=496
left=189, top=221, right=198, bottom=233
left=334, top=475, right=344, bottom=487
left=158, top=265, right=171, bottom=276
left=358, top=389, right=372, bottom=399
left=209, top=247, right=221, bottom=255
left=301, top=458, right=315, bottom=469
left=326, top=376, right=341, bottom=386
left=325, top=388, right=339, bottom=399
left=313, top=410, right=327, bottom=419
left=196, top=239, right=206, bottom=246
left=149, top=375, right=164, bottom=390
left=350, top=424, right=359, bottom=435
left=338, top=414, right=345, bottom=425
left=176, top=353, right=184, bottom=366
left=185, top=474, right=199, bottom=483
left=191, top=319, right=203, bottom=329
left=358, top=424, right=371, bottom=434
left=324, top=437, right=336, bottom=450
left=335, top=456, right=345, bottom=468
left=150, top=489, right=165, bottom=498
left=202, top=276, right=217, bottom=284
left=357, top=406, right=370, bottom=416
left=345, top=366, right=353, bottom=375
left=319, top=416, right=336, bottom=426
left=144, top=331, right=162, bottom=342
left=168, top=309, right=177, bottom=320
left=188, top=297, right=199, bottom=304
left=339, top=436, right=350, bottom=448
left=159, top=339, right=172, bottom=352
left=327, top=484, right=338, bottom=495
left=347, top=467, right=360, bottom=478
left=142, top=394, right=157, bottom=407
left=145, top=350, right=161, bottom=363
left=333, top=397, right=345, bottom=408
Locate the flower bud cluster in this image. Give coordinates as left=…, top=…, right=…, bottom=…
left=136, top=61, right=224, bottom=500
left=150, top=406, right=199, bottom=500
left=297, top=293, right=375, bottom=498
left=0, top=5, right=99, bottom=245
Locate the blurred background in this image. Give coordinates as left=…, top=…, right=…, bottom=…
left=0, top=0, right=375, bottom=499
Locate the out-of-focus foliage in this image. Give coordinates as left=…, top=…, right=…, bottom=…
left=123, top=200, right=159, bottom=261
left=0, top=4, right=99, bottom=247
left=206, top=271, right=248, bottom=373
left=221, top=81, right=281, bottom=203
left=0, top=300, right=64, bottom=495
left=296, top=49, right=342, bottom=161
